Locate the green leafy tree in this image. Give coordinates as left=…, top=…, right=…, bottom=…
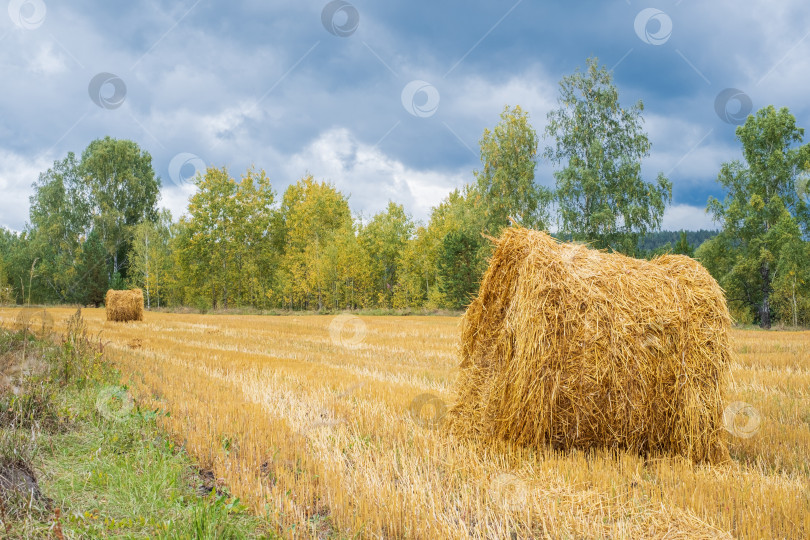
left=176, top=166, right=277, bottom=309
left=673, top=231, right=694, bottom=257
left=0, top=237, right=13, bottom=303
left=544, top=57, right=672, bottom=253
left=74, top=230, right=109, bottom=306
left=277, top=175, right=353, bottom=310
left=359, top=202, right=414, bottom=307
left=474, top=105, right=551, bottom=233
left=80, top=137, right=161, bottom=279
left=771, top=219, right=810, bottom=326
left=429, top=188, right=489, bottom=309
left=437, top=227, right=485, bottom=309
left=177, top=166, right=237, bottom=308
left=417, top=103, right=555, bottom=311
left=395, top=225, right=439, bottom=309
left=129, top=210, right=173, bottom=309
left=23, top=140, right=160, bottom=302
left=229, top=168, right=278, bottom=308
left=325, top=223, right=367, bottom=310
left=27, top=153, right=88, bottom=301
left=701, top=106, right=810, bottom=328
left=167, top=220, right=196, bottom=307
left=0, top=229, right=31, bottom=304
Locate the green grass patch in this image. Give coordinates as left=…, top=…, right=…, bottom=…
left=0, top=309, right=277, bottom=539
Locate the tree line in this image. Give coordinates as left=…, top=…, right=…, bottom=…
left=1, top=58, right=809, bottom=327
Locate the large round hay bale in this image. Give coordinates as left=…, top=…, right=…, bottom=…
left=105, top=289, right=144, bottom=322
left=446, top=228, right=732, bottom=463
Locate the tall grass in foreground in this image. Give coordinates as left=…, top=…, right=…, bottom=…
left=0, top=309, right=274, bottom=538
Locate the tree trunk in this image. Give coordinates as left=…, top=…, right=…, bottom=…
left=759, top=297, right=771, bottom=329
left=144, top=231, right=150, bottom=309
left=223, top=259, right=228, bottom=309
left=759, top=262, right=771, bottom=329
left=792, top=277, right=798, bottom=327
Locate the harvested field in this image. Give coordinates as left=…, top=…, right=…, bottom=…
left=1, top=307, right=808, bottom=539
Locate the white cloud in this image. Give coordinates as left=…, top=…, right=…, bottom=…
left=158, top=184, right=197, bottom=222
left=446, top=66, right=559, bottom=124
left=153, top=127, right=471, bottom=225
left=661, top=203, right=718, bottom=231
left=282, top=127, right=468, bottom=223
left=30, top=43, right=69, bottom=75
left=646, top=116, right=737, bottom=180
left=0, top=149, right=50, bottom=231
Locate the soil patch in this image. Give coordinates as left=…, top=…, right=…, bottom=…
left=0, top=460, right=50, bottom=506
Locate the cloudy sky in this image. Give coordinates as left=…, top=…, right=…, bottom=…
left=1, top=0, right=809, bottom=232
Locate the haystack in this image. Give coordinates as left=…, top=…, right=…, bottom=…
left=105, top=289, right=144, bottom=322
left=446, top=228, right=732, bottom=463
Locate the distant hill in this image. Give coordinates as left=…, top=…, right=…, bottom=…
left=549, top=230, right=719, bottom=254
left=638, top=229, right=719, bottom=253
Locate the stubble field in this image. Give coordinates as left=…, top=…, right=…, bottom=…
left=1, top=307, right=808, bottom=539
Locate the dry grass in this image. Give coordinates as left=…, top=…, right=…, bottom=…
left=105, top=289, right=144, bottom=322
left=448, top=228, right=731, bottom=463
left=0, top=307, right=807, bottom=539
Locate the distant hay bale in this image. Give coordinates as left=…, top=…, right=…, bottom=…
left=105, top=289, right=144, bottom=322
left=446, top=228, right=732, bottom=463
